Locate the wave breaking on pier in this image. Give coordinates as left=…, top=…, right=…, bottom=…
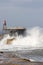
left=0, top=27, right=43, bottom=62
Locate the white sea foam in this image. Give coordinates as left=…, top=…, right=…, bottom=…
left=0, top=27, right=43, bottom=62
left=0, top=27, right=43, bottom=50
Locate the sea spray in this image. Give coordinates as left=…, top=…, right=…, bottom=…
left=0, top=26, right=43, bottom=50
left=0, top=27, right=43, bottom=62
left=11, top=27, right=43, bottom=50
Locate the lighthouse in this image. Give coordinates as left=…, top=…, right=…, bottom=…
left=3, top=20, right=7, bottom=30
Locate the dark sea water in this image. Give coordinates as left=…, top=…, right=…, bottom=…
left=13, top=49, right=43, bottom=62
left=0, top=50, right=43, bottom=65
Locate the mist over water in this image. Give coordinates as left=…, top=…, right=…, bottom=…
left=0, top=27, right=43, bottom=62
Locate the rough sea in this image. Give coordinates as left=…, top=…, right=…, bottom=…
left=0, top=27, right=43, bottom=62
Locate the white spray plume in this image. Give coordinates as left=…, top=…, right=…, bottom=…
left=0, top=27, right=43, bottom=51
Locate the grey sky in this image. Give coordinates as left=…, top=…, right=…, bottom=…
left=0, top=0, right=43, bottom=29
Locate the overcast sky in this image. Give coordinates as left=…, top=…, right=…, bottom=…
left=0, top=0, right=43, bottom=29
